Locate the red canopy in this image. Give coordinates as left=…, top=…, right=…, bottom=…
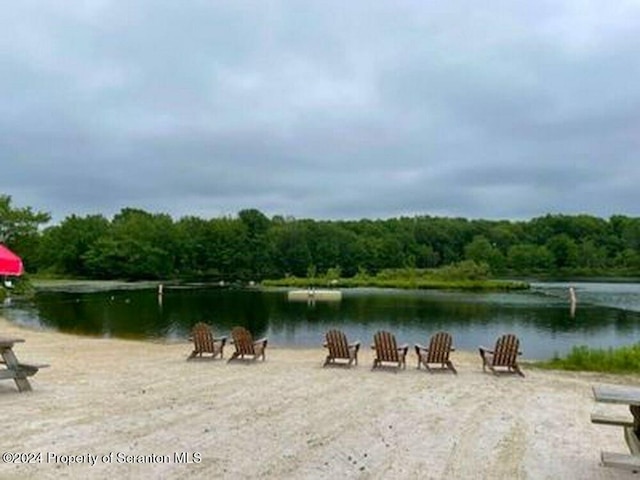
left=0, top=245, right=24, bottom=276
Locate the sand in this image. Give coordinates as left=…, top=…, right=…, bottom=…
left=0, top=316, right=638, bottom=480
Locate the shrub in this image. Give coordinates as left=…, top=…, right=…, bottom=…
left=539, top=344, right=640, bottom=373
left=432, top=260, right=490, bottom=281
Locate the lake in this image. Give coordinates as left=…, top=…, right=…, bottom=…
left=3, top=281, right=640, bottom=360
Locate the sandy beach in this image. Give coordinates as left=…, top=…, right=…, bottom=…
left=0, top=316, right=638, bottom=479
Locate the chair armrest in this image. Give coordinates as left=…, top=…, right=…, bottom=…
left=349, top=341, right=361, bottom=349
left=254, top=338, right=268, bottom=346
left=415, top=343, right=428, bottom=352
left=478, top=346, right=494, bottom=354
left=213, top=336, right=227, bottom=342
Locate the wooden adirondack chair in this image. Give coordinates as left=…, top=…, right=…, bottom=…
left=371, top=330, right=408, bottom=370
left=228, top=326, right=268, bottom=362
left=415, top=331, right=457, bottom=374
left=323, top=329, right=360, bottom=367
left=187, top=322, right=227, bottom=360
left=479, top=333, right=524, bottom=377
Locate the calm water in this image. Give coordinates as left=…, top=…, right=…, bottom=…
left=3, top=282, right=640, bottom=360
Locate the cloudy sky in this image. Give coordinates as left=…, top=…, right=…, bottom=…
left=2, top=1, right=640, bottom=224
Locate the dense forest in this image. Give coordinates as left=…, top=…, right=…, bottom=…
left=1, top=194, right=640, bottom=281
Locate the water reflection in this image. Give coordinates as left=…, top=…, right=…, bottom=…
left=3, top=284, right=640, bottom=360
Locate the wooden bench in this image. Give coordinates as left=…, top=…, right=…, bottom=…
left=592, top=384, right=640, bottom=472
left=593, top=421, right=640, bottom=472
left=601, top=451, right=640, bottom=472
left=625, top=426, right=640, bottom=455
left=591, top=413, right=634, bottom=428
left=0, top=361, right=49, bottom=392
left=0, top=338, right=49, bottom=392
left=0, top=361, right=49, bottom=372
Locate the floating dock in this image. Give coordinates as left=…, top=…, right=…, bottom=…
left=287, top=289, right=342, bottom=302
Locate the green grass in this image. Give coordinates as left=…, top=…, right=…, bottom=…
left=537, top=344, right=640, bottom=374
left=264, top=276, right=527, bottom=291
left=263, top=264, right=529, bottom=291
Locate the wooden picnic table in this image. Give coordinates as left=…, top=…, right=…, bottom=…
left=0, top=337, right=47, bottom=392
left=592, top=384, right=640, bottom=471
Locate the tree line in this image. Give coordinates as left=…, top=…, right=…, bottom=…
left=2, top=194, right=640, bottom=281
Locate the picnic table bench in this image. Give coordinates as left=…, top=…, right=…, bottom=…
left=0, top=337, right=48, bottom=392
left=592, top=384, right=640, bottom=472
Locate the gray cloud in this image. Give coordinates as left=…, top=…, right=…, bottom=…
left=2, top=1, right=640, bottom=223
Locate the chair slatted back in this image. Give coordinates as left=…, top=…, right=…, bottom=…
left=326, top=329, right=349, bottom=359
left=232, top=327, right=256, bottom=355
left=493, top=334, right=519, bottom=367
left=192, top=323, right=216, bottom=354
left=426, top=331, right=452, bottom=364
left=374, top=331, right=398, bottom=363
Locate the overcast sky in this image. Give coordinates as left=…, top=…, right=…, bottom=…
left=2, top=2, right=640, bottom=224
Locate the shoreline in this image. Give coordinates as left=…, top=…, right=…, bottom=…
left=0, top=316, right=638, bottom=479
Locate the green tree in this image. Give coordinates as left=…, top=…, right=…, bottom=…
left=272, top=221, right=312, bottom=277
left=0, top=194, right=51, bottom=244
left=546, top=234, right=578, bottom=269
left=84, top=208, right=176, bottom=279
left=173, top=216, right=208, bottom=276
left=464, top=235, right=505, bottom=273
left=621, top=218, right=640, bottom=251
left=205, top=217, right=246, bottom=279
left=237, top=209, right=274, bottom=279
left=575, top=240, right=608, bottom=270
left=507, top=244, right=554, bottom=272
left=614, top=248, right=640, bottom=271
left=38, top=214, right=109, bottom=276
left=0, top=194, right=50, bottom=270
